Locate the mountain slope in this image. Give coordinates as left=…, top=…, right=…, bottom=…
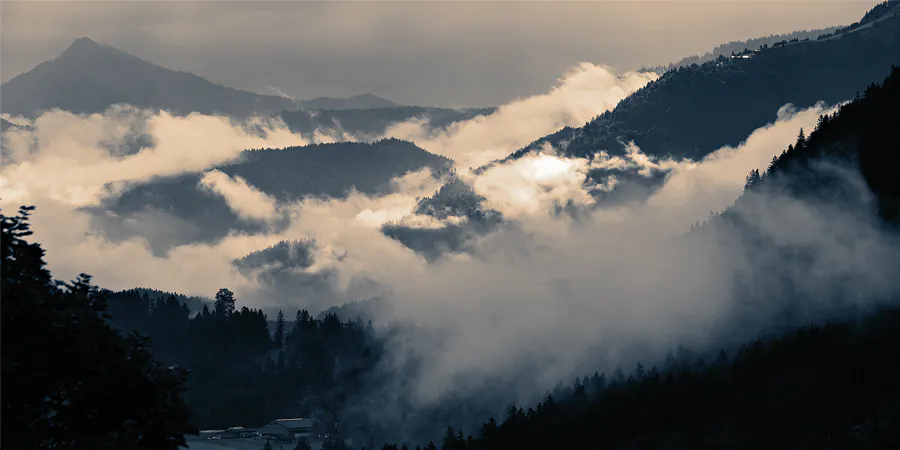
left=0, top=38, right=297, bottom=118
left=641, top=26, right=838, bottom=74
left=298, top=93, right=399, bottom=110
left=734, top=65, right=900, bottom=224
left=97, top=139, right=452, bottom=251
left=509, top=2, right=900, bottom=163
left=393, top=2, right=900, bottom=260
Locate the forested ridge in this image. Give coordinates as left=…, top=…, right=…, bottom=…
left=279, top=106, right=495, bottom=138
left=105, top=287, right=384, bottom=433
left=508, top=6, right=900, bottom=163
left=100, top=138, right=451, bottom=251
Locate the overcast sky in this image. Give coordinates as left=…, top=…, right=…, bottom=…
left=1, top=0, right=879, bottom=107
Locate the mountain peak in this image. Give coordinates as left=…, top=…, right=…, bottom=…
left=65, top=37, right=104, bottom=53
left=1, top=36, right=297, bottom=118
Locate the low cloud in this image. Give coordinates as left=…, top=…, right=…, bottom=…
left=0, top=106, right=307, bottom=295
left=276, top=100, right=897, bottom=420
left=1, top=106, right=305, bottom=207
left=198, top=170, right=279, bottom=222
left=381, top=63, right=658, bottom=168
left=3, top=65, right=895, bottom=444
left=266, top=85, right=295, bottom=101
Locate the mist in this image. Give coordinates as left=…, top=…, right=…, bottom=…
left=382, top=64, right=657, bottom=168
left=3, top=65, right=898, bottom=444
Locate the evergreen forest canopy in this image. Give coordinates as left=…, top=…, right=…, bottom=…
left=640, top=25, right=839, bottom=74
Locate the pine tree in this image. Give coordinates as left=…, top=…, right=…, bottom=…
left=1, top=206, right=195, bottom=449
left=796, top=128, right=807, bottom=148
left=214, top=288, right=236, bottom=319
left=274, top=309, right=286, bottom=348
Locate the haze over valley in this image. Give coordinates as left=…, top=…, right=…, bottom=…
left=3, top=2, right=900, bottom=449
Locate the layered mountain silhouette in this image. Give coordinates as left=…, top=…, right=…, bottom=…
left=298, top=93, right=399, bottom=110
left=0, top=37, right=494, bottom=138
left=279, top=105, right=496, bottom=138
left=0, top=37, right=299, bottom=118
left=93, top=138, right=452, bottom=252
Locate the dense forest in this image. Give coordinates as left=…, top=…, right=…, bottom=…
left=104, top=287, right=384, bottom=434
left=0, top=206, right=195, bottom=449
left=379, top=308, right=900, bottom=450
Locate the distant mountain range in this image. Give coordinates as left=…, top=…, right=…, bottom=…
left=93, top=138, right=452, bottom=252
left=0, top=37, right=405, bottom=118
left=0, top=37, right=296, bottom=118
left=298, top=93, right=399, bottom=110
left=279, top=105, right=496, bottom=138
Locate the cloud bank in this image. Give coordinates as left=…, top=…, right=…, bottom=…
left=3, top=61, right=895, bottom=445
left=382, top=63, right=658, bottom=168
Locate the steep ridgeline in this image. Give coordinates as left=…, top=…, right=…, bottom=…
left=280, top=106, right=496, bottom=138
left=97, top=139, right=452, bottom=251
left=297, top=93, right=400, bottom=110
left=375, top=66, right=900, bottom=450
left=641, top=26, right=838, bottom=74
left=509, top=2, right=900, bottom=163
left=0, top=37, right=297, bottom=118
left=721, top=64, right=900, bottom=225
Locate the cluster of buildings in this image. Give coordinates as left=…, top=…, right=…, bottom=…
left=198, top=417, right=315, bottom=443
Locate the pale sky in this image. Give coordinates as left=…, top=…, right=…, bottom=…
left=0, top=0, right=879, bottom=107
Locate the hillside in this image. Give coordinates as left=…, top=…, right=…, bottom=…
left=100, top=139, right=452, bottom=250
left=0, top=38, right=297, bottom=118
left=298, top=93, right=399, bottom=110
left=641, top=26, right=839, bottom=74
left=509, top=5, right=900, bottom=163
left=730, top=65, right=900, bottom=224
left=399, top=2, right=900, bottom=247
